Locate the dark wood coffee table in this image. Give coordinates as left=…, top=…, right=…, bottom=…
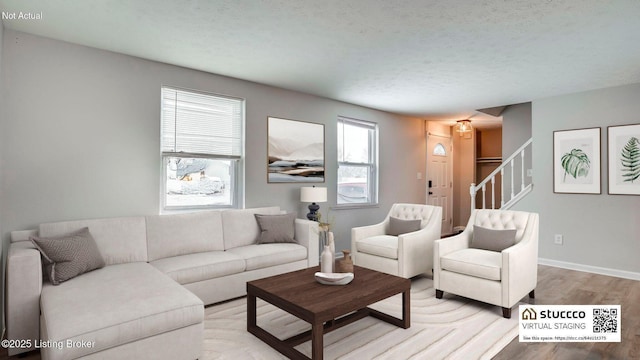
left=247, top=266, right=410, bottom=360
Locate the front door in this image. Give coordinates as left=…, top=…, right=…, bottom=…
left=426, top=133, right=453, bottom=235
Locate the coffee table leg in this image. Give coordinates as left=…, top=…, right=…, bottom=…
left=247, top=292, right=256, bottom=330
left=311, top=322, right=323, bottom=360
left=402, top=288, right=410, bottom=329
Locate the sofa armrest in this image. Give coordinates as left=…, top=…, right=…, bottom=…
left=6, top=241, right=43, bottom=356
left=351, top=221, right=386, bottom=265
left=433, top=231, right=471, bottom=289
left=295, top=218, right=319, bottom=267
left=397, top=207, right=442, bottom=277
left=351, top=222, right=386, bottom=242
left=502, top=214, right=539, bottom=307
left=434, top=231, right=470, bottom=257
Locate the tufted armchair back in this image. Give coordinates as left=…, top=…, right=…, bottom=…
left=472, top=209, right=534, bottom=243
left=387, top=203, right=439, bottom=229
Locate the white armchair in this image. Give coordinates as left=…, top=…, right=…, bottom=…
left=433, top=209, right=539, bottom=318
left=351, top=203, right=442, bottom=278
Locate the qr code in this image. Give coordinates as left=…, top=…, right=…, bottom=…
left=593, top=308, right=618, bottom=333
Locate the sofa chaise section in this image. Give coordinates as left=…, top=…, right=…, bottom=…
left=40, top=262, right=203, bottom=360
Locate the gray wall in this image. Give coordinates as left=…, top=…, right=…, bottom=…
left=513, top=84, right=640, bottom=275
left=0, top=30, right=426, bottom=254
left=501, top=102, right=533, bottom=202
left=502, top=102, right=532, bottom=157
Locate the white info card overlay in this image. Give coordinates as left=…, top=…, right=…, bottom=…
left=519, top=305, right=621, bottom=342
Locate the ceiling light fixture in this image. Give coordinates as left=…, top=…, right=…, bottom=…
left=455, top=119, right=473, bottom=135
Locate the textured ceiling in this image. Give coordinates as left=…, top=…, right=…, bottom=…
left=2, top=0, right=640, bottom=124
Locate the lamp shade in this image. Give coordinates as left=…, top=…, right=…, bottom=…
left=300, top=186, right=327, bottom=203
left=455, top=119, right=473, bottom=133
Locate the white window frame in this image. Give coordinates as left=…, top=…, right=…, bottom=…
left=337, top=116, right=378, bottom=207
left=160, top=86, right=244, bottom=211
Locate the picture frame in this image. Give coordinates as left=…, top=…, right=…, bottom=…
left=607, top=124, right=640, bottom=195
left=267, top=117, right=325, bottom=183
left=553, top=127, right=601, bottom=194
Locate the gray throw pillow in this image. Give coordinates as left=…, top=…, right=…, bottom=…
left=470, top=225, right=517, bottom=252
left=31, top=227, right=105, bottom=285
left=255, top=213, right=297, bottom=244
left=387, top=217, right=422, bottom=236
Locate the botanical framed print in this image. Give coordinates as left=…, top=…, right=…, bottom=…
left=267, top=117, right=325, bottom=183
left=608, top=124, right=640, bottom=195
left=553, top=127, right=601, bottom=194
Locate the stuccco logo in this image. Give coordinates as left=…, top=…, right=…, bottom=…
left=521, top=307, right=586, bottom=320
left=540, top=310, right=586, bottom=319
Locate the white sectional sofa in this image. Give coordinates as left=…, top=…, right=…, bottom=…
left=6, top=206, right=319, bottom=360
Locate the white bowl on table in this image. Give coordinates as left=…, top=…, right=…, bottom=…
left=314, top=272, right=354, bottom=285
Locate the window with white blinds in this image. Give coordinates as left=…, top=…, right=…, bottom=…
left=160, top=87, right=244, bottom=210
left=337, top=116, right=378, bottom=206
left=161, top=87, right=243, bottom=157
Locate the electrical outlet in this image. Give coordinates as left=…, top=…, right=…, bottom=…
left=554, top=234, right=563, bottom=245
left=527, top=169, right=533, bottom=177
left=417, top=172, right=423, bottom=180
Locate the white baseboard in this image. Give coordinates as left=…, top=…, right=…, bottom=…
left=538, top=258, right=640, bottom=281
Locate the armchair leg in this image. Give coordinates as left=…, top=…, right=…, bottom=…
left=435, top=289, right=443, bottom=299
left=502, top=307, right=511, bottom=319
left=529, top=290, right=535, bottom=299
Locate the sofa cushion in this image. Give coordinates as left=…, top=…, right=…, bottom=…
left=470, top=225, right=516, bottom=252
left=355, top=235, right=398, bottom=259
left=222, top=207, right=281, bottom=249
left=440, top=248, right=502, bottom=281
left=226, top=244, right=307, bottom=271
left=146, top=210, right=224, bottom=261
left=149, top=251, right=245, bottom=285
left=39, top=216, right=147, bottom=265
left=31, top=227, right=105, bottom=285
left=39, top=262, right=203, bottom=360
left=255, top=213, right=297, bottom=244
left=387, top=217, right=421, bottom=236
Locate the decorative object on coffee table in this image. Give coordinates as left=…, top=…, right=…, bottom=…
left=336, top=249, right=354, bottom=273
left=321, top=245, right=333, bottom=273
left=319, top=224, right=335, bottom=269
left=314, top=272, right=354, bottom=285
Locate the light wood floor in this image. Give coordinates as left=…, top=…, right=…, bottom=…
left=1, top=265, right=638, bottom=360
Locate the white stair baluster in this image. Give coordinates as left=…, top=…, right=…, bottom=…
left=500, top=168, right=505, bottom=207
left=521, top=149, right=526, bottom=192
left=482, top=183, right=486, bottom=209
left=491, top=176, right=495, bottom=209
left=510, top=159, right=515, bottom=200
left=470, top=183, right=476, bottom=214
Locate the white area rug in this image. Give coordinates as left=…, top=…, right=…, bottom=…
left=202, top=277, right=518, bottom=359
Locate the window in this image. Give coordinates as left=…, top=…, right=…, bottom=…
left=161, top=87, right=244, bottom=210
left=337, top=117, right=378, bottom=205
left=433, top=143, right=446, bottom=156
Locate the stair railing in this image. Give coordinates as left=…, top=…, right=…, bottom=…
left=470, top=138, right=533, bottom=213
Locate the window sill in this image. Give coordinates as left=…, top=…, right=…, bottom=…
left=331, top=203, right=379, bottom=211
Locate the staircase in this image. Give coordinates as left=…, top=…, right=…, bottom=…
left=470, top=138, right=533, bottom=213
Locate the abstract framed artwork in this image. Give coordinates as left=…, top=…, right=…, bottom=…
left=553, top=127, right=601, bottom=194
left=267, top=117, right=325, bottom=183
left=608, top=124, right=640, bottom=195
